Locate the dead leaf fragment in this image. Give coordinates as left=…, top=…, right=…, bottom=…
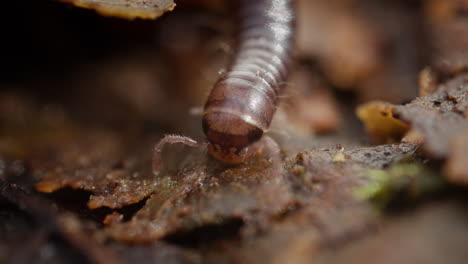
left=393, top=74, right=468, bottom=158
left=106, top=158, right=294, bottom=242
left=57, top=0, right=175, bottom=20
left=105, top=143, right=417, bottom=243
left=356, top=101, right=410, bottom=144
left=357, top=73, right=468, bottom=186
left=33, top=132, right=159, bottom=209
left=358, top=74, right=468, bottom=160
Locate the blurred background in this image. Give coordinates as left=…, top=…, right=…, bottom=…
left=0, top=0, right=438, bottom=143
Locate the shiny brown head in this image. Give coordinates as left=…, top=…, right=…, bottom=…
left=202, top=111, right=263, bottom=163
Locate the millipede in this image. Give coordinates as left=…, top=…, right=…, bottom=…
left=153, top=0, right=296, bottom=175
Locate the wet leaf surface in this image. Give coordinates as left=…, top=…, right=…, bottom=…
left=103, top=143, right=418, bottom=243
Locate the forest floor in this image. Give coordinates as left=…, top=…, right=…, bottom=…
left=1, top=0, right=468, bottom=263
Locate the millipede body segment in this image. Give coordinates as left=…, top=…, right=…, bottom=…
left=153, top=0, right=295, bottom=174
left=202, top=0, right=296, bottom=163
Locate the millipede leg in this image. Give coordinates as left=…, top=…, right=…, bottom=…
left=152, top=135, right=200, bottom=176
left=244, top=135, right=283, bottom=175
left=261, top=136, right=283, bottom=177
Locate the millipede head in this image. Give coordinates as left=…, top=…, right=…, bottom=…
left=202, top=112, right=263, bottom=163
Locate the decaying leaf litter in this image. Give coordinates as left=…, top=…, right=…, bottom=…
left=57, top=0, right=175, bottom=19
left=1, top=0, right=468, bottom=263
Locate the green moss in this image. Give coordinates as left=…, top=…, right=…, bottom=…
left=354, top=162, right=445, bottom=209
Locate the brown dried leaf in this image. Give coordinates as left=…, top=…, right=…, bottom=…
left=356, top=101, right=409, bottom=144
left=0, top=91, right=415, bottom=244
left=57, top=0, right=175, bottom=19
left=204, top=144, right=417, bottom=264
left=393, top=74, right=468, bottom=158
left=357, top=74, right=468, bottom=186
left=358, top=74, right=468, bottom=160
left=33, top=131, right=158, bottom=209
left=105, top=143, right=417, bottom=243
left=0, top=93, right=158, bottom=210
left=36, top=168, right=157, bottom=210
left=106, top=157, right=294, bottom=242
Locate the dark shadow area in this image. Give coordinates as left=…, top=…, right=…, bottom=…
left=163, top=218, right=244, bottom=248
left=44, top=188, right=148, bottom=225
